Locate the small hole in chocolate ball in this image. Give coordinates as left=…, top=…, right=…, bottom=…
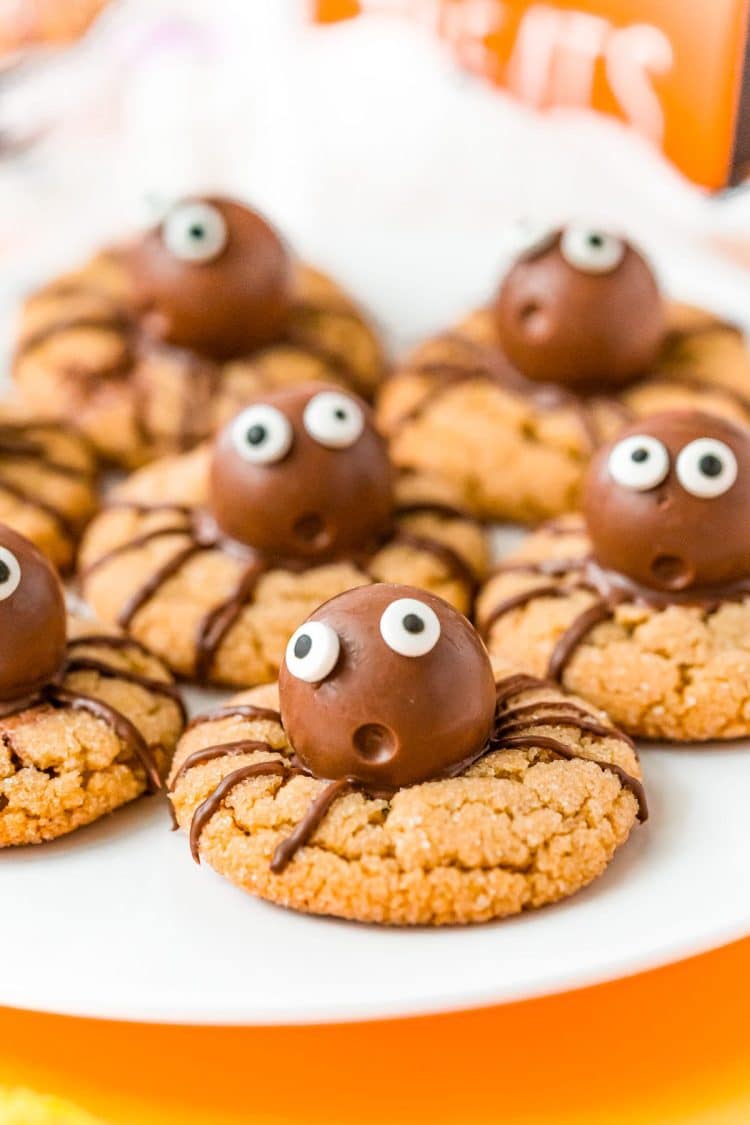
left=402, top=613, right=424, bottom=634
left=519, top=301, right=541, bottom=322
left=293, top=512, right=330, bottom=547
left=650, top=554, right=693, bottom=589
left=294, top=634, right=312, bottom=659
left=0, top=561, right=10, bottom=583
left=699, top=453, right=723, bottom=478
left=353, top=723, right=398, bottom=764
left=245, top=424, right=267, bottom=446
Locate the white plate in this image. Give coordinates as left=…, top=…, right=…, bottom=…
left=2, top=676, right=750, bottom=1025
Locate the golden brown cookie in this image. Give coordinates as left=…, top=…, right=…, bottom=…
left=0, top=405, right=98, bottom=570
left=378, top=224, right=750, bottom=524
left=78, top=385, right=487, bottom=688
left=169, top=585, right=643, bottom=926
left=478, top=410, right=750, bottom=741
left=14, top=198, right=385, bottom=467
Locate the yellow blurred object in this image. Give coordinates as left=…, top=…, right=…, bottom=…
left=0, top=0, right=108, bottom=56
left=0, top=1088, right=108, bottom=1125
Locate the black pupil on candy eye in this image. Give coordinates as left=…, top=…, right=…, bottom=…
left=0, top=561, right=10, bottom=583
left=246, top=424, right=267, bottom=446
left=699, top=453, right=723, bottom=478
left=334, top=408, right=347, bottom=421
left=402, top=614, right=424, bottom=634
left=189, top=224, right=205, bottom=240
left=294, top=634, right=312, bottom=659
left=588, top=233, right=604, bottom=247
left=631, top=448, right=649, bottom=463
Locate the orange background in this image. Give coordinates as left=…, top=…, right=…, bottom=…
left=314, top=0, right=750, bottom=188
left=2, top=936, right=750, bottom=1123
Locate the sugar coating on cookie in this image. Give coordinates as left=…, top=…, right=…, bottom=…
left=78, top=386, right=487, bottom=687
left=169, top=586, right=644, bottom=925
left=478, top=411, right=750, bottom=740
left=0, top=524, right=185, bottom=845
left=378, top=224, right=750, bottom=524
left=14, top=197, right=385, bottom=466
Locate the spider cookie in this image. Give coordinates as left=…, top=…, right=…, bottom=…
left=378, top=223, right=750, bottom=523
left=169, top=584, right=645, bottom=925
left=0, top=404, right=98, bottom=570
left=0, top=524, right=185, bottom=846
left=478, top=410, right=750, bottom=741
left=78, top=383, right=487, bottom=688
left=14, top=196, right=385, bottom=467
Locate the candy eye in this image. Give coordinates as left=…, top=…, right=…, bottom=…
left=0, top=547, right=21, bottom=601
left=560, top=228, right=624, bottom=274
left=608, top=435, right=669, bottom=491
left=162, top=201, right=228, bottom=263
left=285, top=621, right=341, bottom=683
left=230, top=404, right=293, bottom=465
left=676, top=438, right=738, bottom=498
left=379, top=597, right=441, bottom=657
left=502, top=218, right=557, bottom=260
left=303, top=391, right=365, bottom=449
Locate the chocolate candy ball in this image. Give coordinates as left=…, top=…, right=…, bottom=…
left=127, top=196, right=292, bottom=359
left=209, top=383, right=394, bottom=563
left=584, top=411, right=750, bottom=592
left=494, top=225, right=665, bottom=389
left=279, top=584, right=497, bottom=791
left=0, top=524, right=66, bottom=701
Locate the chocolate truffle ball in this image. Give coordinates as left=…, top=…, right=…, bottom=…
left=209, top=383, right=394, bottom=563
left=279, top=583, right=497, bottom=791
left=0, top=523, right=66, bottom=701
left=583, top=411, right=750, bottom=593
left=127, top=196, right=292, bottom=359
left=494, top=225, right=665, bottom=389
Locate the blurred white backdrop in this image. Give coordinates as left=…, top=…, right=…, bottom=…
left=0, top=0, right=748, bottom=354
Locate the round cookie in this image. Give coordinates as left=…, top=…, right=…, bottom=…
left=78, top=384, right=488, bottom=688
left=0, top=404, right=98, bottom=570
left=478, top=411, right=750, bottom=741
left=14, top=196, right=386, bottom=467
left=378, top=222, right=750, bottom=523
left=169, top=584, right=645, bottom=925
left=0, top=525, right=185, bottom=845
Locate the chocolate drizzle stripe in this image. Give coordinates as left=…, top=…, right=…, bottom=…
left=490, top=557, right=585, bottom=578
left=547, top=600, right=616, bottom=682
left=480, top=585, right=566, bottom=638
left=0, top=476, right=76, bottom=538
left=194, top=560, right=268, bottom=681
left=185, top=703, right=282, bottom=731
left=17, top=312, right=132, bottom=359
left=393, top=498, right=476, bottom=522
left=388, top=530, right=477, bottom=593
left=497, top=734, right=647, bottom=821
left=0, top=793, right=8, bottom=813
left=0, top=431, right=92, bottom=480
left=494, top=673, right=551, bottom=706
left=170, top=739, right=274, bottom=790
left=497, top=713, right=620, bottom=742
left=495, top=700, right=635, bottom=748
left=189, top=760, right=292, bottom=861
left=62, top=656, right=186, bottom=723
left=82, top=524, right=194, bottom=579
left=270, top=777, right=353, bottom=873
left=48, top=685, right=162, bottom=792
left=117, top=542, right=210, bottom=629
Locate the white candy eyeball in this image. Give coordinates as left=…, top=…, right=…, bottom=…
left=379, top=597, right=441, bottom=658
left=560, top=227, right=625, bottom=274
left=161, top=201, right=228, bottom=263
left=608, top=435, right=670, bottom=491
left=0, top=547, right=21, bottom=601
left=230, top=404, right=293, bottom=465
left=502, top=218, right=557, bottom=260
left=285, top=621, right=341, bottom=683
left=303, top=391, right=365, bottom=449
left=675, top=438, right=738, bottom=498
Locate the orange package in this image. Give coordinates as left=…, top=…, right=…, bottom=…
left=313, top=0, right=750, bottom=189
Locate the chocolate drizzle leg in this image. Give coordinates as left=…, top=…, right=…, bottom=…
left=189, top=760, right=293, bottom=862
left=270, top=777, right=352, bottom=873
